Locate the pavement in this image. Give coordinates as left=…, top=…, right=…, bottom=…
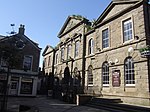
left=7, top=95, right=111, bottom=112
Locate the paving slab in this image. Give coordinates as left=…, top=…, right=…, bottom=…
left=7, top=95, right=110, bottom=112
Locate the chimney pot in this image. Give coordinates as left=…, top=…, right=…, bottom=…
left=19, top=24, right=25, bottom=35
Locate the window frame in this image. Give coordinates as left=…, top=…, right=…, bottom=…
left=61, top=47, right=65, bottom=61
left=67, top=44, right=72, bottom=59
left=55, top=53, right=58, bottom=65
left=124, top=57, right=135, bottom=86
left=48, top=56, right=51, bottom=67
left=88, top=65, right=93, bottom=86
left=102, top=28, right=109, bottom=49
left=74, top=41, right=80, bottom=58
left=88, top=38, right=94, bottom=55
left=102, top=62, right=109, bottom=87
left=122, top=17, right=134, bottom=43
left=23, top=55, right=33, bottom=71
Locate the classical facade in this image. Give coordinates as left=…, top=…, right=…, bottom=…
left=43, top=0, right=150, bottom=105
left=43, top=15, right=91, bottom=100
left=0, top=25, right=41, bottom=96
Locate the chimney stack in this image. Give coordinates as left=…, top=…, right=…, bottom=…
left=19, top=24, right=25, bottom=35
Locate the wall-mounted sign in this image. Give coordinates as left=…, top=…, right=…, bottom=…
left=112, top=70, right=120, bottom=87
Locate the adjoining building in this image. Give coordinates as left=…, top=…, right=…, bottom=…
left=0, top=25, right=41, bottom=96
left=43, top=0, right=150, bottom=105
left=43, top=15, right=91, bottom=101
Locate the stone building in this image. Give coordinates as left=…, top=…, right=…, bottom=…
left=43, top=45, right=54, bottom=76
left=84, top=0, right=150, bottom=106
left=0, top=25, right=41, bottom=96
left=43, top=0, right=150, bottom=105
left=43, top=15, right=91, bottom=100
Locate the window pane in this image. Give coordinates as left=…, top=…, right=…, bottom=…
left=75, top=41, right=79, bottom=57
left=48, top=56, right=51, bottom=67
left=102, top=62, right=109, bottom=86
left=88, top=39, right=94, bottom=55
left=124, top=57, right=135, bottom=85
left=67, top=45, right=71, bottom=59
left=55, top=54, right=58, bottom=64
left=102, top=28, right=109, bottom=48
left=123, top=19, right=132, bottom=42
left=61, top=48, right=64, bottom=61
left=23, top=56, right=32, bottom=70
left=88, top=66, right=93, bottom=85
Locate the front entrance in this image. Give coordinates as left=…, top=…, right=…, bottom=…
left=63, top=66, right=71, bottom=85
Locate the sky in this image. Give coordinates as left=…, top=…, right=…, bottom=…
left=0, top=0, right=111, bottom=67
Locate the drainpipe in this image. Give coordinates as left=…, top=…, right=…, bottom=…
left=142, top=0, right=150, bottom=92
left=52, top=49, right=55, bottom=75
left=52, top=48, right=56, bottom=91
left=82, top=22, right=86, bottom=93
left=145, top=0, right=150, bottom=92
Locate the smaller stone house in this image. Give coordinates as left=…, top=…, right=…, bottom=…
left=0, top=25, right=41, bottom=96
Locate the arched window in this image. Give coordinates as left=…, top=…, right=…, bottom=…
left=124, top=57, right=135, bottom=86
left=102, top=62, right=109, bottom=86
left=88, top=65, right=93, bottom=85
left=88, top=38, right=94, bottom=55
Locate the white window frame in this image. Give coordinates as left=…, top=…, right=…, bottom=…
left=88, top=66, right=93, bottom=86
left=102, top=28, right=109, bottom=49
left=122, top=17, right=134, bottom=43
left=88, top=38, right=94, bottom=55
left=23, top=55, right=33, bottom=71
left=102, top=62, right=109, bottom=87
left=124, top=57, right=135, bottom=86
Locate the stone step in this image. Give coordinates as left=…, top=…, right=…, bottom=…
left=91, top=97, right=123, bottom=103
left=85, top=97, right=150, bottom=112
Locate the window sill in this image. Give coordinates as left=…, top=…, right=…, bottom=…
left=103, top=84, right=109, bottom=87
left=125, top=84, right=135, bottom=87
left=88, top=84, right=93, bottom=87
left=101, top=47, right=110, bottom=52
left=123, top=39, right=134, bottom=45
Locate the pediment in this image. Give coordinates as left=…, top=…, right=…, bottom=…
left=95, top=0, right=140, bottom=25
left=58, top=16, right=83, bottom=38
left=64, top=19, right=80, bottom=33
left=102, top=4, right=133, bottom=22
left=42, top=45, right=54, bottom=56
